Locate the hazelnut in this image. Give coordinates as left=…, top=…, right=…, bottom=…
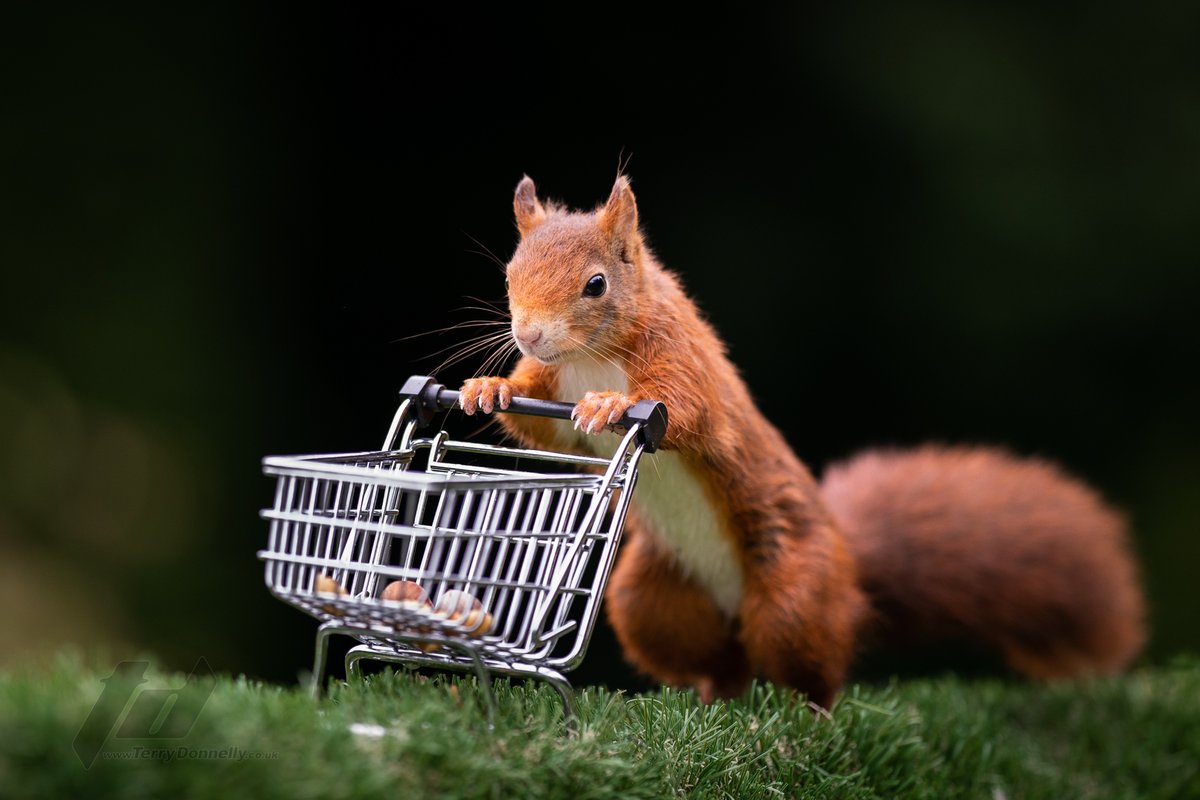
left=459, top=609, right=494, bottom=639
left=434, top=590, right=481, bottom=617
left=379, top=579, right=439, bottom=651
left=434, top=591, right=493, bottom=637
left=381, top=579, right=431, bottom=607
left=313, top=574, right=348, bottom=615
left=314, top=574, right=348, bottom=596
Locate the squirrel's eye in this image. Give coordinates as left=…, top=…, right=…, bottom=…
left=583, top=274, right=607, bottom=298
left=504, top=276, right=510, bottom=291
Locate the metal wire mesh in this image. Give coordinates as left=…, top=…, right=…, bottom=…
left=259, top=418, right=643, bottom=676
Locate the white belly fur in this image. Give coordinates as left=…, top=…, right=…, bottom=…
left=555, top=360, right=745, bottom=615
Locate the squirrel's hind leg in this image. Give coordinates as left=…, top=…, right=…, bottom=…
left=737, top=526, right=867, bottom=710
left=605, top=526, right=750, bottom=703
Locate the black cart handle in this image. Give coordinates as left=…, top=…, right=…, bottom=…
left=398, top=375, right=668, bottom=453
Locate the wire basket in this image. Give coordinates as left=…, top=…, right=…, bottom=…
left=258, top=375, right=667, bottom=724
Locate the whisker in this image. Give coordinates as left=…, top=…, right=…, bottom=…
left=476, top=340, right=519, bottom=382
left=465, top=249, right=506, bottom=269
left=462, top=231, right=508, bottom=271
left=429, top=332, right=515, bottom=375
left=474, top=336, right=516, bottom=377
left=452, top=306, right=511, bottom=320
left=394, top=319, right=508, bottom=343
left=462, top=296, right=510, bottom=316
left=419, top=329, right=513, bottom=360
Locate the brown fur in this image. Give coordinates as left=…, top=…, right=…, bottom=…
left=458, top=175, right=1146, bottom=706
left=821, top=445, right=1146, bottom=677
left=605, top=523, right=752, bottom=703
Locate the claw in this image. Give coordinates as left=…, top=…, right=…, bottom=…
left=459, top=378, right=513, bottom=417
left=569, top=392, right=633, bottom=437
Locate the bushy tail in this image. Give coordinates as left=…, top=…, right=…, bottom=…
left=820, top=445, right=1145, bottom=678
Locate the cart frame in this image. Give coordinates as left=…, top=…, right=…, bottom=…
left=258, top=376, right=666, bottom=726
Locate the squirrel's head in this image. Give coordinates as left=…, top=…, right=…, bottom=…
left=504, top=175, right=645, bottom=365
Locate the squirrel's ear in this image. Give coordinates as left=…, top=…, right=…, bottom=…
left=513, top=175, right=546, bottom=236
left=599, top=175, right=638, bottom=244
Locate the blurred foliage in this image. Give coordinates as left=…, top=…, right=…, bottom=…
left=1, top=3, right=1197, bottom=685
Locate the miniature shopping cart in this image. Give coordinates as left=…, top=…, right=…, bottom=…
left=259, top=375, right=666, bottom=724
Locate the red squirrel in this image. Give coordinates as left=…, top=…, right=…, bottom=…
left=457, top=174, right=1146, bottom=708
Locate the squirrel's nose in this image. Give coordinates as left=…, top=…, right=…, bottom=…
left=515, top=325, right=543, bottom=346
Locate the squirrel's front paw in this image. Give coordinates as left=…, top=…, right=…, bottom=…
left=459, top=377, right=514, bottom=415
left=572, top=391, right=634, bottom=435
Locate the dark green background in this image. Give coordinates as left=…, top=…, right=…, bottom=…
left=2, top=4, right=1197, bottom=689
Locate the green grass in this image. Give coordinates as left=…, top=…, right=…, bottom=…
left=2, top=654, right=1198, bottom=800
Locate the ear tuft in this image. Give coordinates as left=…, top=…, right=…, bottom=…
left=599, top=175, right=638, bottom=244
left=513, top=175, right=546, bottom=236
